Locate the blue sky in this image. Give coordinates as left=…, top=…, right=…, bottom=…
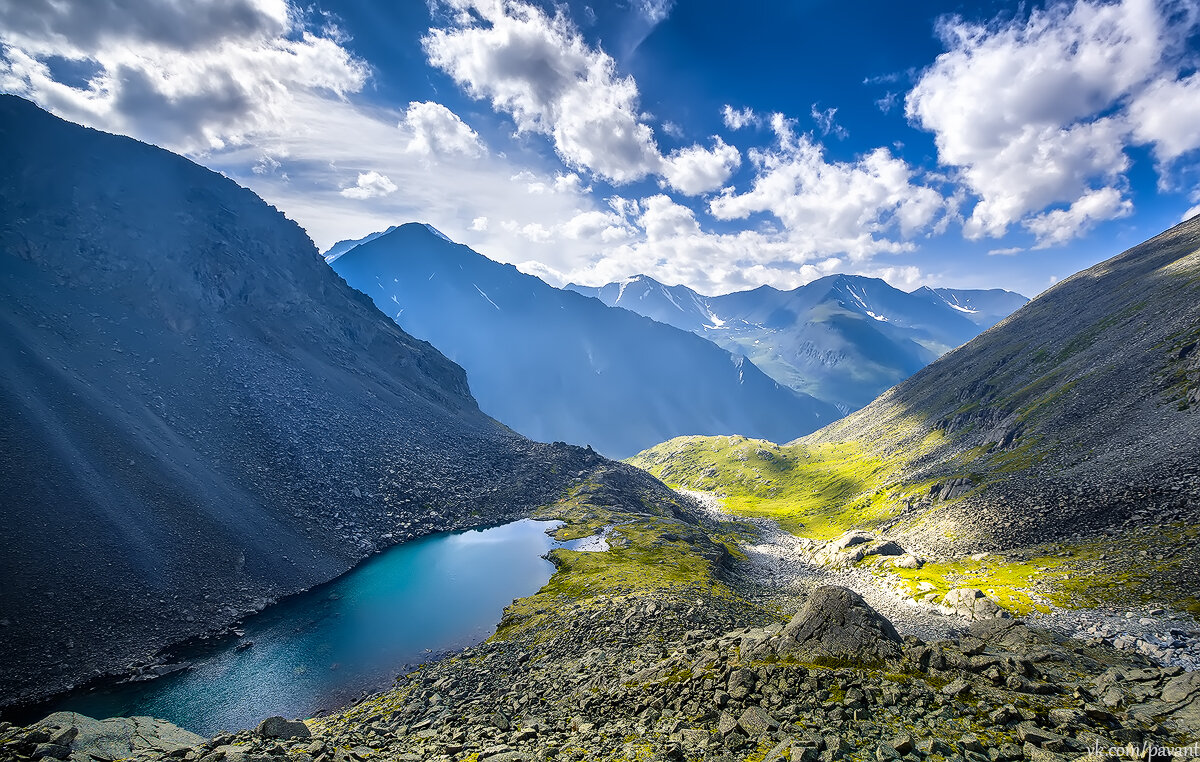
left=2, top=0, right=1198, bottom=297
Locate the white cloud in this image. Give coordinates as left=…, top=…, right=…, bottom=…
left=560, top=210, right=636, bottom=243
left=501, top=220, right=554, bottom=243
left=1181, top=205, right=1200, bottom=223
left=423, top=0, right=662, bottom=183
left=470, top=216, right=489, bottom=231
left=1128, top=72, right=1200, bottom=162
left=512, top=170, right=587, bottom=195
left=722, top=105, right=759, bottom=130
left=0, top=0, right=368, bottom=152
left=987, top=246, right=1024, bottom=256
left=875, top=92, right=899, bottom=114
left=636, top=0, right=675, bottom=24
left=811, top=104, right=848, bottom=139
left=708, top=114, right=947, bottom=261
left=252, top=154, right=282, bottom=175
left=661, top=137, right=741, bottom=195
left=340, top=171, right=398, bottom=199
left=906, top=0, right=1200, bottom=242
left=552, top=193, right=931, bottom=297
left=1024, top=186, right=1133, bottom=247
left=402, top=101, right=484, bottom=158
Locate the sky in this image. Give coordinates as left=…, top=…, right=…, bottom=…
left=2, top=0, right=1199, bottom=298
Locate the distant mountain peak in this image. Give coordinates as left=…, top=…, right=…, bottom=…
left=324, top=222, right=458, bottom=263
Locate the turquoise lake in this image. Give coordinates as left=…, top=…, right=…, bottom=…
left=50, top=518, right=580, bottom=736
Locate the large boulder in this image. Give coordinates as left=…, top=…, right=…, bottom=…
left=941, top=588, right=1009, bottom=621
left=256, top=716, right=311, bottom=739
left=775, top=586, right=902, bottom=664
left=814, top=532, right=907, bottom=567
left=26, top=712, right=203, bottom=762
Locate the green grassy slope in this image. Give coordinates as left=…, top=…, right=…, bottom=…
left=630, top=218, right=1200, bottom=615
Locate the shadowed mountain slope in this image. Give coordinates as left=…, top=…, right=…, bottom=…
left=330, top=226, right=839, bottom=459
left=0, top=96, right=678, bottom=706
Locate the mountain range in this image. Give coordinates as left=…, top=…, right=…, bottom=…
left=328, top=225, right=838, bottom=459
left=568, top=275, right=1028, bottom=412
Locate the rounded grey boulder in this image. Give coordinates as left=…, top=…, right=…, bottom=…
left=776, top=586, right=902, bottom=664
left=256, top=716, right=311, bottom=739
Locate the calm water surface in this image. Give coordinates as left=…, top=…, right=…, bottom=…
left=51, top=518, right=579, bottom=735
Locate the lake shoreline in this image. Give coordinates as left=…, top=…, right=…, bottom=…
left=1, top=518, right=576, bottom=736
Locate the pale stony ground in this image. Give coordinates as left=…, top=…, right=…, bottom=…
left=679, top=489, right=1200, bottom=670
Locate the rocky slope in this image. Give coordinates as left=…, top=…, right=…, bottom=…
left=567, top=275, right=1028, bottom=412
left=4, top=488, right=1198, bottom=762
left=631, top=217, right=1200, bottom=618
left=329, top=225, right=838, bottom=458
left=0, top=96, right=667, bottom=708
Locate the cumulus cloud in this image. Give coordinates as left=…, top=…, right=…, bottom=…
left=402, top=101, right=484, bottom=158
left=560, top=210, right=636, bottom=243
left=709, top=114, right=947, bottom=261
left=470, top=216, right=490, bottom=231
left=0, top=0, right=368, bottom=152
left=501, top=220, right=554, bottom=243
left=423, top=0, right=661, bottom=183
left=1127, top=72, right=1200, bottom=162
left=722, top=105, right=759, bottom=130
left=1024, top=187, right=1133, bottom=247
left=906, top=0, right=1200, bottom=242
left=661, top=137, right=741, bottom=195
left=340, top=171, right=398, bottom=199
left=548, top=191, right=935, bottom=297
left=1182, top=205, right=1200, bottom=223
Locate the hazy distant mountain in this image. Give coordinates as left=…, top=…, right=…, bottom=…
left=330, top=225, right=840, bottom=458
left=324, top=224, right=454, bottom=264
left=323, top=226, right=400, bottom=263
left=909, top=285, right=1031, bottom=328
left=568, top=275, right=1028, bottom=412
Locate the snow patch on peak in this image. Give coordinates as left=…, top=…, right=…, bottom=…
left=423, top=224, right=454, bottom=242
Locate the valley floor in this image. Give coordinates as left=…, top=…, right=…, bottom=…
left=681, top=490, right=1200, bottom=676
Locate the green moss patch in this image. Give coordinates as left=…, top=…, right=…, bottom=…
left=628, top=432, right=953, bottom=541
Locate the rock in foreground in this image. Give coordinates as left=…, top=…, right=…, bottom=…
left=6, top=712, right=202, bottom=762
left=776, top=586, right=902, bottom=664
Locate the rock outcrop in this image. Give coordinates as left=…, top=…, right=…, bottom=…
left=11, top=712, right=202, bottom=762
left=775, top=586, right=902, bottom=664
left=255, top=717, right=310, bottom=740
left=940, top=588, right=1009, bottom=622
